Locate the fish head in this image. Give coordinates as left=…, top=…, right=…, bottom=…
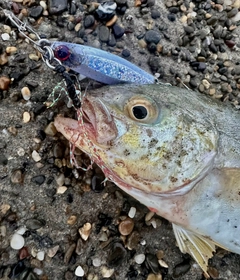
left=54, top=84, right=218, bottom=195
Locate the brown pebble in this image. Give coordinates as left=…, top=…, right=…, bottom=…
left=6, top=211, right=18, bottom=222
left=207, top=267, right=219, bottom=279
left=118, top=217, right=134, bottom=236
left=11, top=169, right=24, bottom=184
left=106, top=15, right=118, bottom=27
left=0, top=76, right=11, bottom=90
left=64, top=243, right=76, bottom=264
left=30, top=258, right=43, bottom=268
left=156, top=250, right=164, bottom=260
left=45, top=122, right=57, bottom=136
left=6, top=46, right=17, bottom=54
left=0, top=53, right=8, bottom=65
left=8, top=126, right=18, bottom=136
left=19, top=247, right=29, bottom=260
left=67, top=215, right=77, bottom=225
left=0, top=204, right=11, bottom=215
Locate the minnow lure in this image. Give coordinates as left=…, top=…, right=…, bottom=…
left=51, top=42, right=156, bottom=85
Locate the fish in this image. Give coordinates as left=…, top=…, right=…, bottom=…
left=54, top=83, right=240, bottom=277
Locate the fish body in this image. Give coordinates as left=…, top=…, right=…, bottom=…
left=54, top=84, right=240, bottom=275
left=51, top=42, right=155, bottom=85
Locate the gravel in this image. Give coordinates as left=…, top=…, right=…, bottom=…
left=1, top=0, right=240, bottom=279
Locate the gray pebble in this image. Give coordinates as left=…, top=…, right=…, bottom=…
left=84, top=15, right=95, bottom=28
left=207, top=16, right=218, bottom=25
left=115, top=0, right=127, bottom=4
left=29, top=6, right=43, bottom=19
left=48, top=0, right=68, bottom=14
left=227, top=8, right=238, bottom=18
left=184, top=25, right=195, bottom=34
left=151, top=10, right=160, bottom=19
left=145, top=30, right=161, bottom=44
left=26, top=218, right=46, bottom=230
left=99, top=26, right=110, bottom=42
left=234, top=66, right=240, bottom=76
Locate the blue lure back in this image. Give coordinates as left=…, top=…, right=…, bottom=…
left=51, top=42, right=155, bottom=85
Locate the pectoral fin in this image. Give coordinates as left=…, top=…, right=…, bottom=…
left=172, top=223, right=216, bottom=278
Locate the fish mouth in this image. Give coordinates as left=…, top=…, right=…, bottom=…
left=81, top=96, right=118, bottom=145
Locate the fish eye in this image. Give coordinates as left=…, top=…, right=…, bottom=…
left=54, top=45, right=71, bottom=61
left=132, top=105, right=148, bottom=120
left=125, top=96, right=159, bottom=124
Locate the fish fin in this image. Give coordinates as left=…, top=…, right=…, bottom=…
left=172, top=223, right=216, bottom=278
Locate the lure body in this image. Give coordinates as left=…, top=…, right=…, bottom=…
left=51, top=42, right=156, bottom=85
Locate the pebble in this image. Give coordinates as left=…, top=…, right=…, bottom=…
left=75, top=265, right=85, bottom=277
left=95, top=2, right=117, bottom=21
left=29, top=6, right=43, bottom=18
left=26, top=218, right=46, bottom=230
left=64, top=243, right=76, bottom=264
left=99, top=25, right=110, bottom=42
left=0, top=204, right=11, bottom=215
left=0, top=53, right=8, bottom=65
left=1, top=33, right=10, bottom=41
left=79, top=222, right=92, bottom=241
left=67, top=215, right=77, bottom=225
left=47, top=245, right=59, bottom=258
left=0, top=76, right=11, bottom=90
left=16, top=226, right=26, bottom=235
left=11, top=169, right=24, bottom=184
left=145, top=30, right=161, bottom=44
left=92, top=258, right=101, bottom=267
left=45, top=122, right=57, bottom=136
left=23, top=112, right=31, bottom=123
left=107, top=242, right=127, bottom=267
left=128, top=207, right=136, bottom=218
left=101, top=266, right=114, bottom=278
left=6, top=46, right=17, bottom=54
left=21, top=86, right=31, bottom=100
left=147, top=273, right=162, bottom=280
left=118, top=217, right=134, bottom=236
left=172, top=261, right=191, bottom=278
left=10, top=233, right=25, bottom=250
left=112, top=23, right=125, bottom=38
left=32, top=150, right=41, bottom=162
left=57, top=186, right=68, bottom=194
left=36, top=251, right=45, bottom=261
left=84, top=15, right=95, bottom=28
left=134, top=253, right=145, bottom=264
left=106, top=15, right=118, bottom=26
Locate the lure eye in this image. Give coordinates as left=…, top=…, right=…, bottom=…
left=125, top=96, right=159, bottom=124
left=54, top=45, right=71, bottom=61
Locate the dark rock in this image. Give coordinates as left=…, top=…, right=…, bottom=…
left=167, top=13, right=176, bottom=21
left=147, top=0, right=155, bottom=7
left=107, top=243, right=127, bottom=267
left=189, top=78, right=198, bottom=88
left=0, top=154, right=8, bottom=165
left=108, top=33, right=116, bottom=47
left=31, top=175, right=46, bottom=185
left=218, top=67, right=228, bottom=75
left=173, top=261, right=191, bottom=278
left=84, top=15, right=95, bottom=28
left=209, top=43, right=218, bottom=53
left=53, top=142, right=65, bottom=158
left=122, top=49, right=130, bottom=57
left=95, top=2, right=117, bottom=21
left=99, top=25, right=110, bottom=42
left=207, top=16, right=218, bottom=25
left=115, top=0, right=127, bottom=4
left=184, top=25, right=195, bottom=34
left=49, top=0, right=68, bottom=14
left=26, top=218, right=46, bottom=230
left=145, top=30, right=161, bottom=44
left=29, top=6, right=43, bottom=19
left=151, top=10, right=160, bottom=19
left=112, top=23, right=125, bottom=39
left=168, top=7, right=179, bottom=13
left=10, top=71, right=25, bottom=82
left=227, top=8, right=238, bottom=18
left=147, top=42, right=157, bottom=53
left=91, top=175, right=105, bottom=192
left=145, top=253, right=160, bottom=274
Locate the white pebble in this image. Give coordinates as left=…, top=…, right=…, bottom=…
left=75, top=265, right=84, bottom=277
left=16, top=226, right=26, bottom=235
left=128, top=207, right=136, bottom=218
left=57, top=186, right=67, bottom=194
left=21, top=86, right=31, bottom=100
left=32, top=150, right=41, bottom=162
left=23, top=112, right=31, bottom=123
left=33, top=268, right=43, bottom=275
left=134, top=253, right=145, bottom=264
left=40, top=0, right=47, bottom=10
left=56, top=173, right=65, bottom=186
left=1, top=33, right=10, bottom=41
left=140, top=239, right=146, bottom=246
left=101, top=266, right=114, bottom=278
left=17, top=147, right=25, bottom=156
left=92, top=257, right=101, bottom=267
left=37, top=251, right=45, bottom=261
left=0, top=225, right=7, bottom=237
left=10, top=233, right=25, bottom=250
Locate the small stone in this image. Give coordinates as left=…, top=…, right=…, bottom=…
left=147, top=273, right=162, bottom=280
left=107, top=242, right=127, bottom=267
left=122, top=49, right=130, bottom=58
left=227, top=8, right=238, bottom=18
left=21, top=86, right=31, bottom=100
left=99, top=25, right=110, bottom=42
left=16, top=226, right=26, bottom=235
left=207, top=266, right=219, bottom=279
left=40, top=0, right=47, bottom=10
left=47, top=245, right=59, bottom=258
left=0, top=76, right=11, bottom=90
left=202, top=79, right=211, bottom=89
left=11, top=169, right=24, bottom=184
left=118, top=217, right=134, bottom=236
left=19, top=247, right=29, bottom=260
left=0, top=204, right=11, bottom=215
left=79, top=222, right=92, bottom=241
left=26, top=218, right=46, bottom=230
left=67, top=215, right=77, bottom=225
left=23, top=112, right=31, bottom=123
left=45, top=122, right=57, bottom=136
left=31, top=175, right=46, bottom=185
left=128, top=207, right=136, bottom=218
left=1, top=33, right=10, bottom=41
left=29, top=54, right=40, bottom=61
left=75, top=265, right=84, bottom=277
left=92, top=258, right=101, bottom=267
left=10, top=233, right=25, bottom=250
left=151, top=10, right=160, bottom=19
left=112, top=23, right=125, bottom=38
left=29, top=6, right=43, bottom=18
left=0, top=53, right=8, bottom=65
left=134, top=253, right=145, bottom=264
left=145, top=30, right=161, bottom=44
left=6, top=46, right=17, bottom=54
left=101, top=266, right=114, bottom=278
left=57, top=186, right=68, bottom=194
left=84, top=15, right=95, bottom=28
left=64, top=243, right=76, bottom=264
left=106, top=15, right=118, bottom=27
left=158, top=259, right=168, bottom=268
left=95, top=2, right=117, bottom=21
left=32, top=150, right=41, bottom=162
left=37, top=251, right=45, bottom=261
